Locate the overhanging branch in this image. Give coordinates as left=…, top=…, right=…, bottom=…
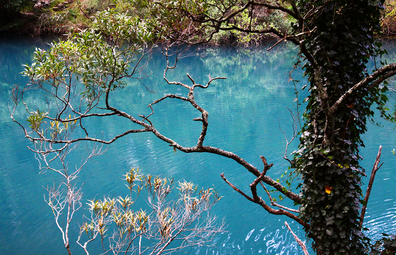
left=220, top=172, right=308, bottom=228
left=329, top=63, right=396, bottom=115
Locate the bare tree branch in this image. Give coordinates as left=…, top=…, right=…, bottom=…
left=329, top=63, right=396, bottom=115
left=285, top=221, right=309, bottom=255
left=42, top=144, right=104, bottom=255
left=221, top=171, right=308, bottom=228
left=359, top=145, right=383, bottom=230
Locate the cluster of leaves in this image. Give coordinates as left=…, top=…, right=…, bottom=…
left=27, top=109, right=78, bottom=141
left=291, top=1, right=391, bottom=254
left=78, top=168, right=223, bottom=254
left=92, top=9, right=155, bottom=45
left=27, top=109, right=47, bottom=130
left=116, top=0, right=292, bottom=46
left=26, top=34, right=125, bottom=93
left=34, top=0, right=102, bottom=35
left=381, top=0, right=396, bottom=36
left=122, top=0, right=208, bottom=42
left=199, top=0, right=290, bottom=45
left=37, top=10, right=75, bottom=34
left=82, top=196, right=149, bottom=238
left=23, top=9, right=153, bottom=107
left=49, top=115, right=78, bottom=139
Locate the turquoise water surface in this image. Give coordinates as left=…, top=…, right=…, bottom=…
left=1, top=37, right=396, bottom=255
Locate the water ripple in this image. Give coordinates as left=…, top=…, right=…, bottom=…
left=254, top=228, right=265, bottom=242
left=245, top=229, right=255, bottom=241
left=193, top=225, right=307, bottom=255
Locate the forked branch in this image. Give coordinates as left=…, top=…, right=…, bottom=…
left=220, top=170, right=308, bottom=228
left=220, top=156, right=307, bottom=228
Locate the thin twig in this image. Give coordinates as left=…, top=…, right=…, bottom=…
left=261, top=183, right=299, bottom=213
left=284, top=221, right=309, bottom=255
left=359, top=145, right=383, bottom=230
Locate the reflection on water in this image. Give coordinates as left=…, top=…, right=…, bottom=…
left=1, top=38, right=396, bottom=254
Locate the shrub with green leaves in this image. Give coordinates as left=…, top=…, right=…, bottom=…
left=78, top=168, right=224, bottom=254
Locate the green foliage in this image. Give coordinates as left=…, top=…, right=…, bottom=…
left=120, top=0, right=292, bottom=45
left=23, top=10, right=154, bottom=105
left=49, top=115, right=77, bottom=139
left=92, top=9, right=155, bottom=44
left=381, top=0, right=396, bottom=36
left=79, top=168, right=222, bottom=253
left=81, top=0, right=109, bottom=12
left=37, top=11, right=73, bottom=34
left=27, top=109, right=47, bottom=130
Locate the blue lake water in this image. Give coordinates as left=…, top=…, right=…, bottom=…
left=1, top=37, right=396, bottom=254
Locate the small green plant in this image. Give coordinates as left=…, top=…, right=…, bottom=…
left=77, top=168, right=224, bottom=254
left=27, top=109, right=46, bottom=130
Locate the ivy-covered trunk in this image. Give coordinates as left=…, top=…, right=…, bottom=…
left=295, top=1, right=386, bottom=254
